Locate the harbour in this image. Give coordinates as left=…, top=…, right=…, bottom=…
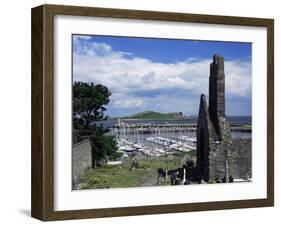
left=107, top=118, right=252, bottom=158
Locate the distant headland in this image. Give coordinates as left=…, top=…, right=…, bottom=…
left=117, top=111, right=188, bottom=120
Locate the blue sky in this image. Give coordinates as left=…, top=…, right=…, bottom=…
left=73, top=34, right=252, bottom=117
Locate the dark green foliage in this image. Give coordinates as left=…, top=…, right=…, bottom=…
left=73, top=82, right=118, bottom=167
left=108, top=152, right=123, bottom=161
left=73, top=82, right=110, bottom=142
left=90, top=134, right=120, bottom=167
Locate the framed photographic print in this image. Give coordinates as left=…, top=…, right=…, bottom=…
left=31, top=4, right=274, bottom=221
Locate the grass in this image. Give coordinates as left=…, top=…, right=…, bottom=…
left=188, top=149, right=197, bottom=157
left=77, top=154, right=193, bottom=189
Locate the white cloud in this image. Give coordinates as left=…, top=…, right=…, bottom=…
left=110, top=93, right=144, bottom=109
left=225, top=61, right=252, bottom=97
left=113, top=98, right=144, bottom=109
left=73, top=39, right=252, bottom=115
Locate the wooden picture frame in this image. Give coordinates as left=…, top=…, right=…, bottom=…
left=31, top=4, right=274, bottom=221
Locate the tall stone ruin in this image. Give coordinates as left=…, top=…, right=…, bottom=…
left=209, top=55, right=225, bottom=139
left=195, top=55, right=251, bottom=182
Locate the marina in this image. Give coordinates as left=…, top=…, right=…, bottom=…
left=109, top=119, right=251, bottom=157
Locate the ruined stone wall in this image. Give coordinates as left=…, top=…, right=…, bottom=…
left=208, top=117, right=232, bottom=179
left=72, top=139, right=92, bottom=182
left=228, top=139, right=252, bottom=179
left=195, top=54, right=252, bottom=182
left=208, top=118, right=252, bottom=180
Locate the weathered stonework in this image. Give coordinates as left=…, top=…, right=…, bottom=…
left=209, top=55, right=225, bottom=139
left=196, top=55, right=251, bottom=181
left=72, top=139, right=92, bottom=183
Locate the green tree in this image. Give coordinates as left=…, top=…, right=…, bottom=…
left=73, top=82, right=110, bottom=137
left=73, top=82, right=118, bottom=167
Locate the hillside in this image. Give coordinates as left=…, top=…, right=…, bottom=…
left=122, top=111, right=187, bottom=120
